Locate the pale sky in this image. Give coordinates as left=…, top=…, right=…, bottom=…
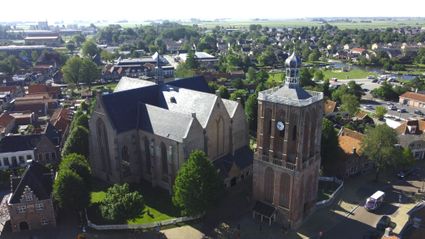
left=1, top=0, right=425, bottom=23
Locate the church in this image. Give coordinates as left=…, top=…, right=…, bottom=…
left=252, top=53, right=324, bottom=228
left=88, top=76, right=251, bottom=192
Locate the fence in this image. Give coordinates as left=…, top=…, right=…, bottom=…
left=86, top=212, right=203, bottom=231
left=316, top=177, right=344, bottom=209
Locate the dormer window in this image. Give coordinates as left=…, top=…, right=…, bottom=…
left=170, top=97, right=176, bottom=103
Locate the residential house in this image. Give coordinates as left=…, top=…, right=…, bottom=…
left=8, top=111, right=36, bottom=125
left=399, top=92, right=425, bottom=108
left=396, top=119, right=425, bottom=160
left=12, top=95, right=59, bottom=116
left=353, top=111, right=375, bottom=125
left=7, top=162, right=56, bottom=232
left=0, top=86, right=25, bottom=99
left=0, top=134, right=59, bottom=170
left=28, top=84, right=61, bottom=99
left=49, top=108, right=72, bottom=138
left=0, top=113, right=16, bottom=138
left=329, top=128, right=372, bottom=178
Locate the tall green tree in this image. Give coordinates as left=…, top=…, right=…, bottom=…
left=172, top=150, right=224, bottom=216
left=62, top=56, right=99, bottom=87
left=62, top=126, right=89, bottom=158
left=59, top=154, right=91, bottom=188
left=321, top=118, right=339, bottom=173
left=245, top=92, right=258, bottom=133
left=217, top=86, right=229, bottom=99
left=229, top=89, right=248, bottom=107
left=82, top=39, right=100, bottom=58
left=361, top=125, right=399, bottom=181
left=374, top=106, right=387, bottom=120
left=53, top=169, right=90, bottom=211
left=340, top=94, right=360, bottom=116
left=100, top=183, right=145, bottom=223
left=185, top=51, right=199, bottom=69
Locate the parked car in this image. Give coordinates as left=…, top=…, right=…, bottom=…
left=397, top=108, right=407, bottom=113
left=397, top=167, right=418, bottom=180
left=376, top=215, right=396, bottom=231
left=367, top=75, right=377, bottom=80
left=363, top=105, right=373, bottom=110
left=414, top=109, right=424, bottom=116
left=388, top=105, right=397, bottom=111
left=371, top=79, right=378, bottom=83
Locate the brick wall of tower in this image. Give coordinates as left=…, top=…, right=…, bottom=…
left=253, top=98, right=323, bottom=229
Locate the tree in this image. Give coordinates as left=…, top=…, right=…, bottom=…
left=308, top=51, right=320, bottom=62
left=62, top=56, right=100, bottom=87
left=397, top=148, right=415, bottom=169
left=62, top=126, right=89, bottom=157
left=299, top=68, right=314, bottom=87
left=217, top=86, right=229, bottom=99
left=247, top=67, right=256, bottom=83
left=245, top=93, right=258, bottom=133
left=175, top=63, right=195, bottom=78
left=361, top=125, right=399, bottom=181
left=229, top=89, right=248, bottom=107
left=374, top=106, right=387, bottom=120
left=53, top=169, right=90, bottom=211
left=314, top=70, right=324, bottom=81
left=322, top=79, right=331, bottom=97
left=340, top=94, right=359, bottom=116
left=185, top=51, right=199, bottom=69
left=59, top=154, right=91, bottom=188
left=66, top=41, right=76, bottom=53
left=321, top=118, right=339, bottom=173
left=82, top=40, right=100, bottom=58
left=172, top=150, right=224, bottom=215
left=100, top=183, right=145, bottom=223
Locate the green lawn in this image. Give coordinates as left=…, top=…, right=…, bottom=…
left=88, top=180, right=181, bottom=225
left=322, top=69, right=376, bottom=80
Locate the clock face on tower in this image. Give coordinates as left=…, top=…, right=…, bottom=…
left=276, top=121, right=285, bottom=131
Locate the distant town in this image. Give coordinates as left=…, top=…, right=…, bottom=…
left=0, top=18, right=424, bottom=239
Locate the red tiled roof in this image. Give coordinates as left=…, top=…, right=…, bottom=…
left=28, top=84, right=61, bottom=96
left=400, top=91, right=425, bottom=103
left=338, top=128, right=365, bottom=154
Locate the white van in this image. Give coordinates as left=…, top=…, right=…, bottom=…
left=364, top=191, right=385, bottom=211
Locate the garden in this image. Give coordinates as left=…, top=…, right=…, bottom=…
left=87, top=179, right=181, bottom=225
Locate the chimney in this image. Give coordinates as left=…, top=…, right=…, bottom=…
left=215, top=90, right=220, bottom=97
left=191, top=112, right=196, bottom=119
left=352, top=147, right=356, bottom=154
left=236, top=97, right=241, bottom=104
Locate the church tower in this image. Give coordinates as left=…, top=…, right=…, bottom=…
left=252, top=53, right=324, bottom=228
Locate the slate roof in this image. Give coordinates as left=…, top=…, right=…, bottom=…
left=160, top=84, right=217, bottom=128
left=101, top=76, right=235, bottom=134
left=0, top=135, right=42, bottom=153
left=9, top=161, right=53, bottom=204
left=114, top=77, right=156, bottom=92
left=101, top=85, right=160, bottom=133
left=167, top=76, right=212, bottom=94
left=213, top=146, right=253, bottom=178
left=138, top=104, right=194, bottom=142
left=268, top=85, right=312, bottom=101
left=222, top=99, right=239, bottom=118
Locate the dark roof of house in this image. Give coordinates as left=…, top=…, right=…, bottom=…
left=9, top=161, right=53, bottom=204
left=0, top=135, right=42, bottom=153
left=213, top=146, right=253, bottom=178
left=43, top=122, right=61, bottom=145
left=253, top=201, right=275, bottom=218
